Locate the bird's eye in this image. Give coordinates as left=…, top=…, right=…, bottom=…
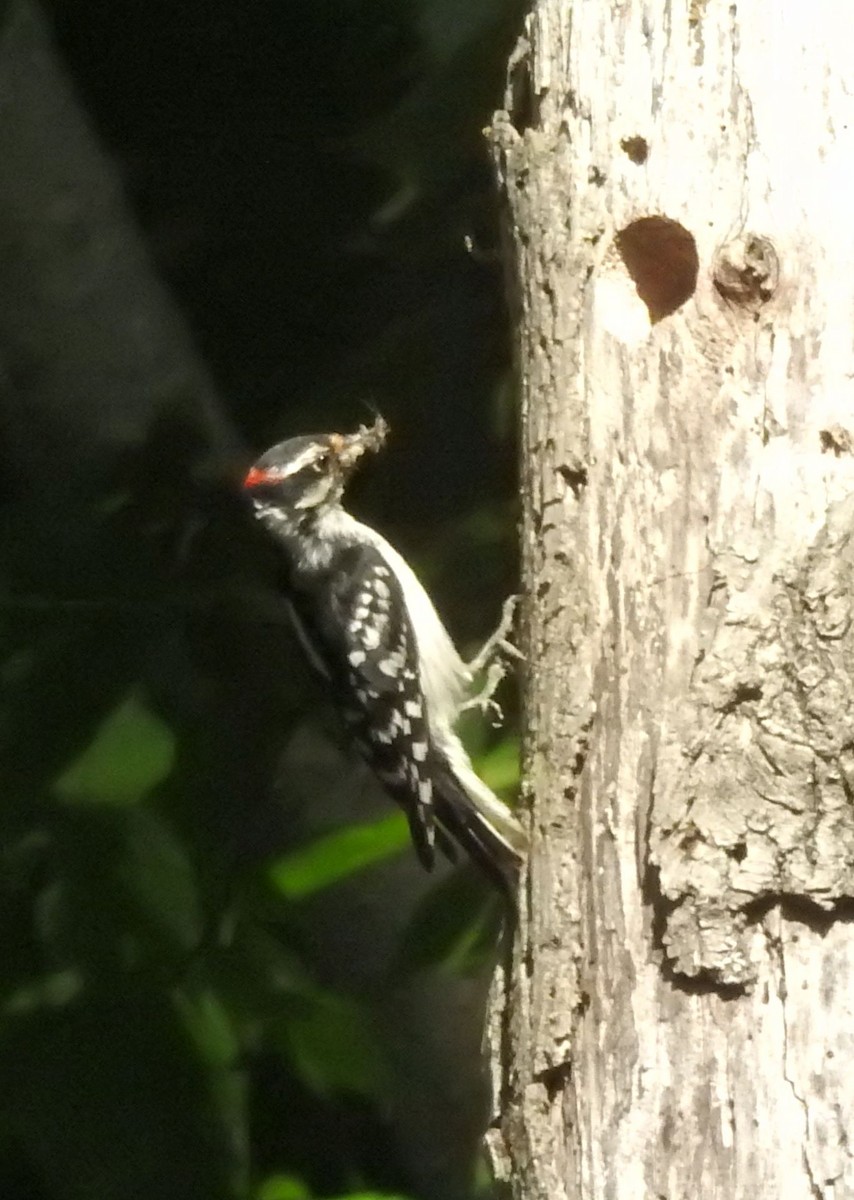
left=312, top=451, right=329, bottom=473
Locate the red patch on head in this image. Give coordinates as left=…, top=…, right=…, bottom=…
left=243, top=466, right=272, bottom=488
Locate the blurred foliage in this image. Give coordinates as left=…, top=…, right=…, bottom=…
left=268, top=814, right=412, bottom=900
left=0, top=0, right=528, bottom=1197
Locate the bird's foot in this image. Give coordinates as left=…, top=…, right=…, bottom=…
left=461, top=596, right=522, bottom=725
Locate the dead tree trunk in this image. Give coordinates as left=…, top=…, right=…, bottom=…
left=487, top=3, right=854, bottom=1197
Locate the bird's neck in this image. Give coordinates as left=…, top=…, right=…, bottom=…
left=255, top=499, right=357, bottom=572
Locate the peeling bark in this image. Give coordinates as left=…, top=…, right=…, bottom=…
left=487, top=2, right=854, bottom=1196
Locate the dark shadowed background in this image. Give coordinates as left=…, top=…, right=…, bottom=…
left=0, top=2, right=528, bottom=1197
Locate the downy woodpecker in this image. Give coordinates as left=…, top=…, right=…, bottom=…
left=243, top=418, right=526, bottom=891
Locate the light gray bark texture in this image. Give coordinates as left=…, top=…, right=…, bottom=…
left=487, top=3, right=854, bottom=1197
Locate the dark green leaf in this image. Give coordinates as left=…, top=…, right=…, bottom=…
left=474, top=735, right=520, bottom=796
left=274, top=989, right=388, bottom=1100
left=35, top=806, right=203, bottom=980
left=267, top=813, right=410, bottom=899
left=256, top=1175, right=312, bottom=1200
left=0, top=996, right=242, bottom=1200
left=206, top=926, right=314, bottom=1022
left=175, top=987, right=250, bottom=1196
left=391, top=870, right=502, bottom=978
left=55, top=692, right=175, bottom=805
left=0, top=612, right=158, bottom=800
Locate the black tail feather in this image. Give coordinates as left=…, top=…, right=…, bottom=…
left=429, top=757, right=522, bottom=897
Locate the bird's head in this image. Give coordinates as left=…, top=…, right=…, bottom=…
left=243, top=416, right=388, bottom=521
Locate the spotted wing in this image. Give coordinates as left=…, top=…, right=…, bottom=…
left=290, top=543, right=436, bottom=867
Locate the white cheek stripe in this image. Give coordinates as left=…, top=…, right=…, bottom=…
left=280, top=445, right=323, bottom=477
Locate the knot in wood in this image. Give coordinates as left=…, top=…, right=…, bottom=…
left=712, top=234, right=779, bottom=312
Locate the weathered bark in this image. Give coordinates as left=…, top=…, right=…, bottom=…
left=487, top=3, right=854, bottom=1197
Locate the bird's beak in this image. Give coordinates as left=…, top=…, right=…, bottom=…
left=331, top=415, right=389, bottom=473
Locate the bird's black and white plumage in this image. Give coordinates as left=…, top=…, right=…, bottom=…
left=243, top=418, right=526, bottom=890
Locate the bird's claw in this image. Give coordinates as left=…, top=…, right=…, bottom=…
left=461, top=596, right=522, bottom=726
